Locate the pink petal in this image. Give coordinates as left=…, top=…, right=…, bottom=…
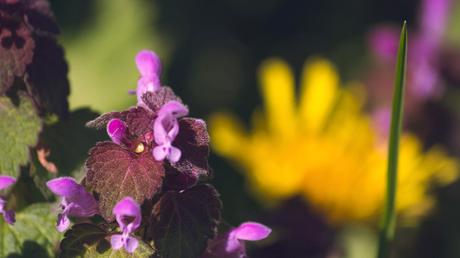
left=46, top=177, right=82, bottom=197
left=56, top=213, right=71, bottom=232
left=233, top=222, right=271, bottom=241
left=107, top=119, right=126, bottom=144
left=419, top=0, right=450, bottom=41
left=124, top=236, right=139, bottom=253
left=158, top=101, right=189, bottom=118
left=135, top=50, right=162, bottom=78
left=113, top=197, right=141, bottom=232
left=111, top=234, right=124, bottom=250
left=0, top=176, right=16, bottom=190
left=153, top=145, right=168, bottom=161
left=368, top=26, right=399, bottom=61
left=168, top=146, right=182, bottom=163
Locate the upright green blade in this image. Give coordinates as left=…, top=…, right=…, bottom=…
left=376, top=21, right=408, bottom=258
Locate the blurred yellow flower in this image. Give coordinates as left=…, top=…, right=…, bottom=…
left=209, top=58, right=458, bottom=225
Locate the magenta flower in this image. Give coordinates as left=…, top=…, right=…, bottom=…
left=203, top=222, right=271, bottom=258
left=107, top=118, right=127, bottom=145
left=0, top=176, right=16, bottom=225
left=111, top=197, right=141, bottom=253
left=368, top=0, right=450, bottom=108
left=46, top=177, right=99, bottom=232
left=133, top=50, right=162, bottom=105
left=153, top=100, right=189, bottom=163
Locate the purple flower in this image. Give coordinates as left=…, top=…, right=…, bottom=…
left=107, top=118, right=127, bottom=144
left=203, top=222, right=271, bottom=258
left=0, top=176, right=16, bottom=225
left=111, top=197, right=141, bottom=253
left=153, top=101, right=189, bottom=163
left=368, top=0, right=451, bottom=108
left=46, top=177, right=99, bottom=232
left=133, top=50, right=163, bottom=105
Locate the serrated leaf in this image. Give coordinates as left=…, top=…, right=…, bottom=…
left=141, top=87, right=182, bottom=113
left=0, top=94, right=41, bottom=177
left=85, top=111, right=129, bottom=130
left=85, top=142, right=164, bottom=220
left=0, top=203, right=61, bottom=257
left=150, top=184, right=222, bottom=258
left=169, top=118, right=210, bottom=182
left=60, top=223, right=154, bottom=258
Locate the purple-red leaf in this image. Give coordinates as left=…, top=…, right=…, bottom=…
left=125, top=106, right=154, bottom=138
left=150, top=184, right=222, bottom=258
left=85, top=141, right=164, bottom=221
left=86, top=111, right=129, bottom=129
left=141, top=87, right=182, bottom=113
left=170, top=118, right=210, bottom=181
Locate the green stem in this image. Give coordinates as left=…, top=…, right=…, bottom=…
left=376, top=21, right=408, bottom=258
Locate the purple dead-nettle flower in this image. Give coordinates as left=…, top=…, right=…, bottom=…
left=46, top=177, right=99, bottom=232
left=111, top=197, right=141, bottom=253
left=132, top=50, right=163, bottom=105
left=0, top=176, right=16, bottom=225
left=107, top=118, right=127, bottom=145
left=203, top=222, right=271, bottom=258
left=153, top=100, right=189, bottom=163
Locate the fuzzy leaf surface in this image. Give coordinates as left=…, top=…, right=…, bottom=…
left=60, top=223, right=154, bottom=258
left=85, top=142, right=164, bottom=220
left=0, top=94, right=41, bottom=177
left=142, top=87, right=181, bottom=113
left=150, top=184, right=222, bottom=258
left=170, top=118, right=210, bottom=181
left=0, top=203, right=61, bottom=258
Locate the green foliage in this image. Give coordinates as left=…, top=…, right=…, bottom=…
left=0, top=94, right=41, bottom=177
left=150, top=184, right=222, bottom=258
left=0, top=203, right=61, bottom=258
left=60, top=223, right=154, bottom=258
left=377, top=21, right=408, bottom=258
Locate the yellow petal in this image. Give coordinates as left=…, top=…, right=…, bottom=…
left=208, top=113, right=247, bottom=160
left=299, top=58, right=339, bottom=133
left=258, top=58, right=296, bottom=138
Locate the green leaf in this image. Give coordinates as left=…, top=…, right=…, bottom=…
left=30, top=109, right=105, bottom=198
left=0, top=203, right=61, bottom=258
left=60, top=223, right=155, bottom=258
left=376, top=21, right=408, bottom=258
left=0, top=94, right=41, bottom=177
left=150, top=184, right=222, bottom=258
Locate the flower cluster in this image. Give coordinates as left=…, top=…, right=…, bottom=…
left=0, top=176, right=16, bottom=225
left=41, top=49, right=269, bottom=257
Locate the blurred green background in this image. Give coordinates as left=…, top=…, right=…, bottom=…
left=49, top=0, right=460, bottom=257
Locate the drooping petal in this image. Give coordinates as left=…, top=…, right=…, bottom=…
left=0, top=176, right=16, bottom=190
left=111, top=234, right=124, bottom=250
left=167, top=146, right=182, bottom=163
left=299, top=59, right=339, bottom=133
left=258, top=59, right=296, bottom=138
left=107, top=118, right=126, bottom=144
left=124, top=236, right=139, bottom=253
left=233, top=222, right=272, bottom=241
left=56, top=213, right=70, bottom=232
left=3, top=210, right=15, bottom=225
left=46, top=177, right=81, bottom=197
left=153, top=145, right=169, bottom=161
left=113, top=197, right=141, bottom=233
